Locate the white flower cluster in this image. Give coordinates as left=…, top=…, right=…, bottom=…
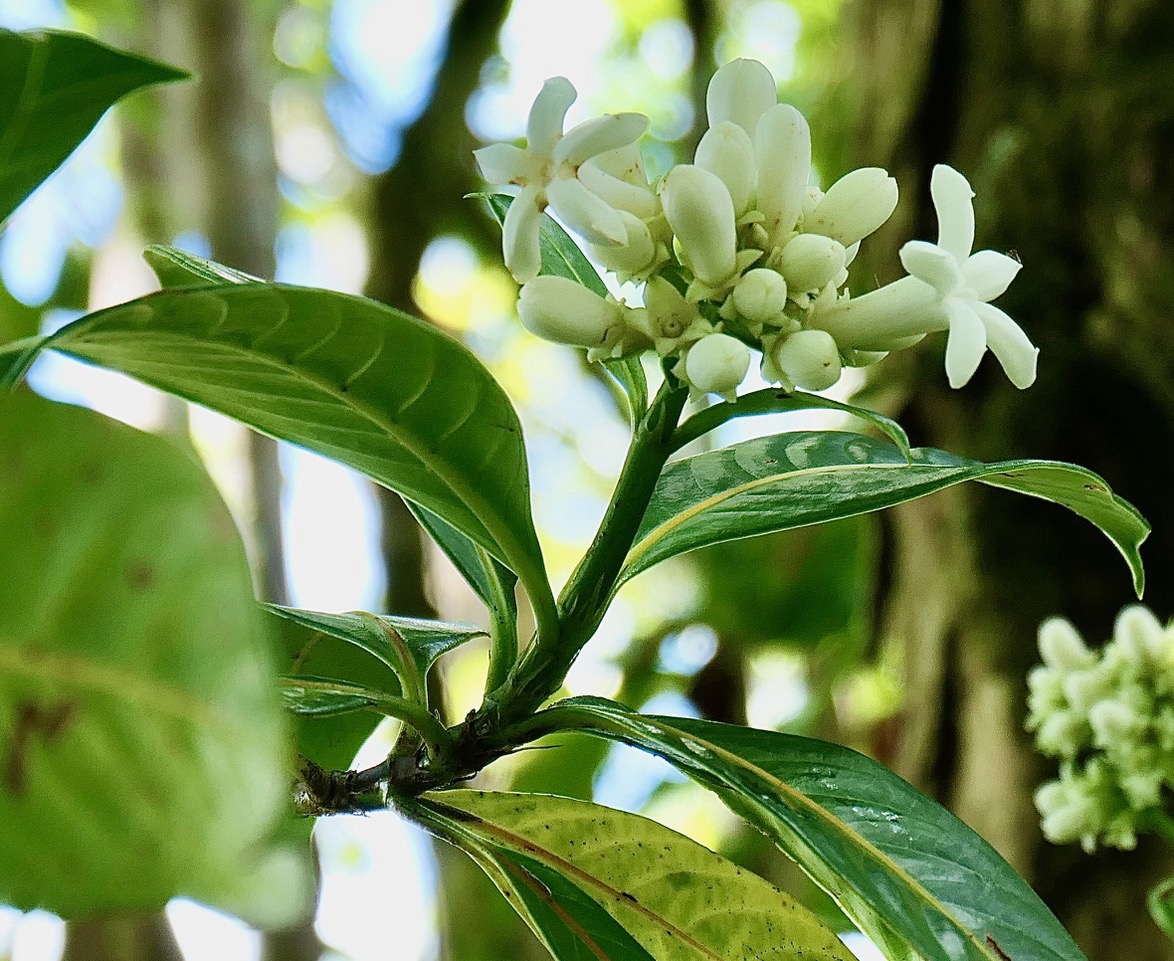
left=1028, top=606, right=1174, bottom=853
left=476, top=59, right=1038, bottom=400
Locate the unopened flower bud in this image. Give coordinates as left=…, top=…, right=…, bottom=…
left=805, top=167, right=899, bottom=247
left=1038, top=617, right=1096, bottom=672
left=770, top=329, right=842, bottom=391
left=1026, top=666, right=1066, bottom=717
left=1039, top=794, right=1099, bottom=846
left=695, top=121, right=756, bottom=215
left=517, top=276, right=622, bottom=348
left=706, top=58, right=777, bottom=136
left=732, top=269, right=788, bottom=326
left=756, top=104, right=810, bottom=244
left=1035, top=710, right=1088, bottom=757
left=661, top=164, right=738, bottom=287
left=1089, top=699, right=1142, bottom=751
left=1062, top=667, right=1114, bottom=715
left=684, top=333, right=750, bottom=399
left=1113, top=605, right=1165, bottom=666
left=779, top=234, right=846, bottom=294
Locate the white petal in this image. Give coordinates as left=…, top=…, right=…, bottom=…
left=527, top=77, right=576, bottom=156
left=779, top=234, right=846, bottom=293
left=963, top=250, right=1021, bottom=301
left=588, top=210, right=657, bottom=276
left=706, top=58, right=777, bottom=134
left=502, top=186, right=544, bottom=282
left=583, top=143, right=647, bottom=184
left=900, top=240, right=961, bottom=295
left=807, top=275, right=945, bottom=349
left=578, top=162, right=658, bottom=219
left=755, top=103, right=810, bottom=243
left=660, top=164, right=738, bottom=286
left=695, top=121, right=756, bottom=215
left=973, top=301, right=1038, bottom=388
left=772, top=328, right=842, bottom=390
left=805, top=167, right=899, bottom=246
left=685, top=332, right=751, bottom=395
left=547, top=175, right=627, bottom=245
left=931, top=164, right=975, bottom=262
left=473, top=143, right=527, bottom=185
left=554, top=112, right=650, bottom=167
left=944, top=299, right=987, bottom=388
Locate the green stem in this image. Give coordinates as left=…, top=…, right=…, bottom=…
left=369, top=693, right=452, bottom=762
left=501, top=379, right=688, bottom=719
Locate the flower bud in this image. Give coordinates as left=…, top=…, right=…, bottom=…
left=1062, top=666, right=1114, bottom=715
left=695, top=121, right=756, bottom=215
left=1089, top=698, right=1143, bottom=751
left=770, top=329, right=842, bottom=391
left=579, top=160, right=659, bottom=220
left=1035, top=710, right=1088, bottom=758
left=1113, top=605, right=1165, bottom=666
left=732, top=268, right=788, bottom=326
left=1040, top=794, right=1099, bottom=846
left=805, top=167, right=899, bottom=247
left=517, top=276, right=621, bottom=348
left=779, top=233, right=846, bottom=294
left=661, top=164, right=738, bottom=287
left=755, top=104, right=810, bottom=244
left=684, top=333, right=750, bottom=398
left=1038, top=617, right=1096, bottom=672
left=706, top=58, right=777, bottom=135
left=1026, top=665, right=1066, bottom=717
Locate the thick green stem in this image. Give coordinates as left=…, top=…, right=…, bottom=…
left=501, top=380, right=688, bottom=719
left=482, top=549, right=520, bottom=696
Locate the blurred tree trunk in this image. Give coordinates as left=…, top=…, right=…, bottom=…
left=843, top=0, right=1174, bottom=956
left=63, top=914, right=184, bottom=961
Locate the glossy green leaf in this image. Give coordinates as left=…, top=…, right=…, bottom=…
left=0, top=392, right=308, bottom=925
left=457, top=837, right=659, bottom=961
left=621, top=431, right=1148, bottom=595
left=265, top=604, right=484, bottom=703
left=411, top=502, right=519, bottom=628
left=673, top=388, right=911, bottom=459
left=483, top=193, right=647, bottom=427
left=409, top=790, right=855, bottom=961
left=554, top=698, right=1087, bottom=961
left=2, top=282, right=557, bottom=630
left=144, top=244, right=262, bottom=287
left=278, top=675, right=406, bottom=718
left=0, top=29, right=188, bottom=224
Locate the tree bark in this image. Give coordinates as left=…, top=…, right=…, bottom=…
left=843, top=0, right=1174, bottom=956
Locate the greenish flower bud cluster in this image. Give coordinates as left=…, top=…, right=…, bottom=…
left=1028, top=606, right=1174, bottom=853
left=477, top=59, right=1038, bottom=402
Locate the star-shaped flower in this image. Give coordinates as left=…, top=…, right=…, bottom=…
left=808, top=164, right=1038, bottom=389
left=474, top=78, right=649, bottom=283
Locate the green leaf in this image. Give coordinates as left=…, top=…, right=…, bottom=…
left=1147, top=877, right=1174, bottom=940
left=483, top=193, right=647, bottom=427
left=144, top=244, right=263, bottom=287
left=268, top=608, right=398, bottom=771
left=0, top=29, right=188, bottom=224
left=4, top=282, right=557, bottom=631
left=265, top=604, right=484, bottom=704
left=673, top=388, right=912, bottom=459
left=278, top=675, right=396, bottom=717
left=621, top=431, right=1148, bottom=595
left=554, top=698, right=1088, bottom=961
left=0, top=392, right=308, bottom=926
left=407, top=790, right=855, bottom=961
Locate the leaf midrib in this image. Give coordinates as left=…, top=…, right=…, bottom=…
left=643, top=717, right=998, bottom=961
left=55, top=315, right=530, bottom=578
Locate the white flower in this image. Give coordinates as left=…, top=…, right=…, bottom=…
left=706, top=58, right=777, bottom=136
left=765, top=328, right=842, bottom=391
left=475, top=77, right=650, bottom=282
left=731, top=268, right=788, bottom=326
left=778, top=234, right=846, bottom=295
left=695, top=121, right=756, bottom=216
left=808, top=164, right=1038, bottom=389
left=755, top=103, right=811, bottom=248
